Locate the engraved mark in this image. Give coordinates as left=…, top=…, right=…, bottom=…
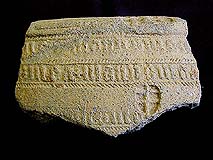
left=135, top=85, right=161, bottom=118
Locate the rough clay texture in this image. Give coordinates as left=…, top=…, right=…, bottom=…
left=15, top=16, right=201, bottom=137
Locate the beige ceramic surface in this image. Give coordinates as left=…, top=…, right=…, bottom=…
left=15, top=16, right=201, bottom=137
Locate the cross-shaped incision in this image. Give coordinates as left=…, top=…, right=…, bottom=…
left=136, top=85, right=161, bottom=118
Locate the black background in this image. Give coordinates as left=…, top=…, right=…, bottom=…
left=3, top=0, right=213, bottom=156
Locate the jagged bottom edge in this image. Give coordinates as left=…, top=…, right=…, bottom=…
left=18, top=102, right=200, bottom=137
left=120, top=102, right=200, bottom=137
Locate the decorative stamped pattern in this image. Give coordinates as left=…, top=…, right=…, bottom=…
left=17, top=63, right=199, bottom=84
left=22, top=35, right=192, bottom=62
left=15, top=16, right=201, bottom=137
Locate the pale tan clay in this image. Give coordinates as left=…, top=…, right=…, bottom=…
left=15, top=16, right=201, bottom=137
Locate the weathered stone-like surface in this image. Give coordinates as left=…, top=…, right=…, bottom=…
left=15, top=16, right=201, bottom=137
